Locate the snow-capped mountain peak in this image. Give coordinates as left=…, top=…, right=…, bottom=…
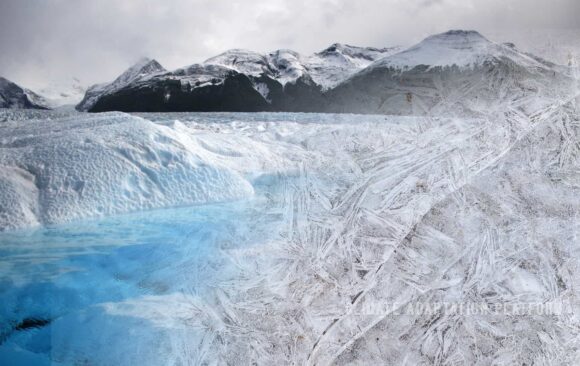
left=76, top=58, right=166, bottom=111
left=371, top=29, right=547, bottom=70
left=267, top=49, right=307, bottom=85
left=306, top=43, right=401, bottom=89
left=204, top=49, right=273, bottom=77
left=204, top=48, right=307, bottom=85
left=201, top=44, right=401, bottom=90
left=111, top=57, right=166, bottom=88
left=317, top=43, right=398, bottom=62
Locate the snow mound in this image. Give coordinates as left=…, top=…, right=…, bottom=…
left=372, top=30, right=547, bottom=70
left=0, top=112, right=254, bottom=230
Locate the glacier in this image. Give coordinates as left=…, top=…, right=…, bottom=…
left=1, top=83, right=580, bottom=365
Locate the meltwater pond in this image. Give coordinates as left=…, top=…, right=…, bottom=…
left=0, top=196, right=280, bottom=365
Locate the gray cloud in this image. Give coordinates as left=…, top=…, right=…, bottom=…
left=1, top=0, right=579, bottom=90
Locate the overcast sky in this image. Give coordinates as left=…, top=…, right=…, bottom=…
left=1, top=0, right=580, bottom=89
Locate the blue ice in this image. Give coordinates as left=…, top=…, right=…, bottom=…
left=0, top=195, right=277, bottom=365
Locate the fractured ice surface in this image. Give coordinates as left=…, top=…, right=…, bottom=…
left=1, top=85, right=580, bottom=364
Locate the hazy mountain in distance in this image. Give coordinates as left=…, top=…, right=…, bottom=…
left=0, top=77, right=49, bottom=109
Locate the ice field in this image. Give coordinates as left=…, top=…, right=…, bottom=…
left=1, top=101, right=580, bottom=364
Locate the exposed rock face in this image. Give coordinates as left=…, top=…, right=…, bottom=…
left=77, top=44, right=396, bottom=113
left=90, top=72, right=271, bottom=113
left=76, top=58, right=166, bottom=111
left=0, top=77, right=49, bottom=109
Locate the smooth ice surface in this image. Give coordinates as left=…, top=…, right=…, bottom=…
left=1, top=94, right=580, bottom=364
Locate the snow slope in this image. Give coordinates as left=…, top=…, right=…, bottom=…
left=486, top=28, right=580, bottom=67
left=326, top=30, right=577, bottom=116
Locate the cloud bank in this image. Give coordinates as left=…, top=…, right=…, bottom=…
left=1, top=0, right=579, bottom=89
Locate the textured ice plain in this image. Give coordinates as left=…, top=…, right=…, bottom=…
left=2, top=100, right=578, bottom=363
left=1, top=70, right=580, bottom=364
left=123, top=91, right=579, bottom=363
left=0, top=111, right=268, bottom=230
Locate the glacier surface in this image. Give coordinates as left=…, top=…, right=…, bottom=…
left=0, top=92, right=580, bottom=364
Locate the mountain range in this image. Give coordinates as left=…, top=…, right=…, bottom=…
left=2, top=30, right=577, bottom=116
left=77, top=43, right=400, bottom=113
